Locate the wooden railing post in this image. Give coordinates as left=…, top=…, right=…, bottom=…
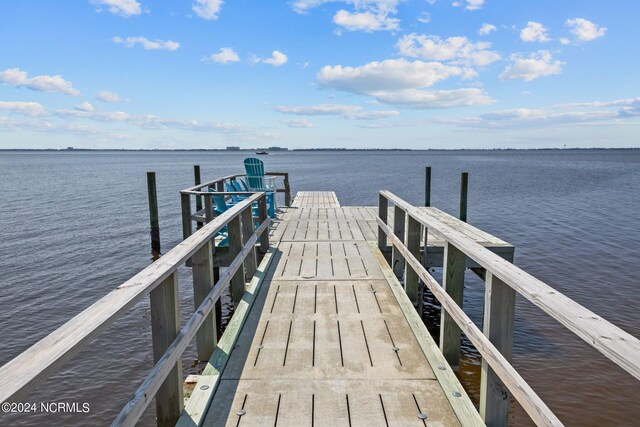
left=228, top=215, right=245, bottom=306
left=440, top=242, right=466, bottom=368
left=150, top=272, right=183, bottom=426
left=392, top=205, right=406, bottom=280
left=459, top=172, right=468, bottom=222
left=191, top=240, right=217, bottom=362
left=377, top=193, right=388, bottom=251
left=283, top=173, right=291, bottom=206
left=480, top=272, right=515, bottom=427
left=405, top=215, right=421, bottom=305
left=258, top=194, right=269, bottom=254
left=241, top=206, right=257, bottom=280
left=146, top=172, right=161, bottom=257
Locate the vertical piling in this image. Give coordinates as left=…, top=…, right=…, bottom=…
left=146, top=172, right=161, bottom=257
left=194, top=165, right=202, bottom=211
left=425, top=166, right=431, bottom=207
left=459, top=172, right=468, bottom=222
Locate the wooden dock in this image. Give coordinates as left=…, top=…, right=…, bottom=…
left=185, top=191, right=482, bottom=426
left=1, top=170, right=639, bottom=427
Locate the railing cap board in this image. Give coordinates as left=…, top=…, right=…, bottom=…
left=379, top=190, right=640, bottom=381
left=378, top=219, right=562, bottom=426
left=0, top=193, right=262, bottom=404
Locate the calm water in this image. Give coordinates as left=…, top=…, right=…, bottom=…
left=1, top=150, right=639, bottom=426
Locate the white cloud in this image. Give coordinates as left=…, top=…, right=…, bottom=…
left=396, top=34, right=501, bottom=67
left=368, top=88, right=494, bottom=109
left=0, top=101, right=47, bottom=116
left=253, top=50, right=288, bottom=66
left=96, top=90, right=124, bottom=103
left=0, top=68, right=81, bottom=96
left=566, top=18, right=606, bottom=42
left=90, top=0, right=142, bottom=17
left=559, top=37, right=571, bottom=45
left=333, top=10, right=399, bottom=31
left=75, top=102, right=95, bottom=112
left=499, top=50, right=563, bottom=81
left=452, top=0, right=484, bottom=11
left=208, top=47, right=240, bottom=64
left=478, top=23, right=496, bottom=35
left=316, top=59, right=493, bottom=109
left=417, top=12, right=431, bottom=24
left=280, top=118, right=315, bottom=128
left=275, top=103, right=400, bottom=120
left=112, top=36, right=180, bottom=51
left=192, top=0, right=223, bottom=20
left=292, top=0, right=402, bottom=32
left=520, top=21, right=550, bottom=42
left=318, top=59, right=463, bottom=93
left=437, top=99, right=640, bottom=129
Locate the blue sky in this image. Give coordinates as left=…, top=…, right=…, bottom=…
left=0, top=0, right=638, bottom=149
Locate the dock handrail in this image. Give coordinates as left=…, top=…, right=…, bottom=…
left=182, top=171, right=291, bottom=206
left=0, top=192, right=271, bottom=427
left=377, top=190, right=640, bottom=427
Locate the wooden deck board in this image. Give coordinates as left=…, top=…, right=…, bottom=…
left=195, top=192, right=489, bottom=426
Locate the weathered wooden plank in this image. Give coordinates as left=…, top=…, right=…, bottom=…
left=192, top=241, right=217, bottom=361
left=150, top=272, right=183, bottom=427
left=480, top=272, right=515, bottom=427
left=228, top=216, right=245, bottom=306
left=240, top=207, right=257, bottom=281
left=375, top=222, right=562, bottom=426
left=377, top=194, right=388, bottom=250
left=0, top=195, right=262, bottom=405
left=391, top=205, right=406, bottom=280
left=177, top=247, right=278, bottom=427
left=440, top=242, right=466, bottom=368
left=404, top=215, right=421, bottom=305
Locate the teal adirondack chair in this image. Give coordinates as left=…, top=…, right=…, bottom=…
left=244, top=158, right=276, bottom=217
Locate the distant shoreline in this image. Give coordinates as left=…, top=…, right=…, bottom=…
left=1, top=147, right=639, bottom=152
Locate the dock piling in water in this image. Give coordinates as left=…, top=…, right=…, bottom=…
left=459, top=172, right=468, bottom=222
left=146, top=171, right=161, bottom=257
left=425, top=166, right=432, bottom=207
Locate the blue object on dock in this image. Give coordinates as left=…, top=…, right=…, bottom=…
left=244, top=157, right=276, bottom=217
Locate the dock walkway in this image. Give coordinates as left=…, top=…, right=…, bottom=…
left=196, top=192, right=477, bottom=426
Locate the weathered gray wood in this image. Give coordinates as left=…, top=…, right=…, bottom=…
left=376, top=219, right=562, bottom=426
left=181, top=192, right=193, bottom=240
left=440, top=242, right=465, bottom=368
left=368, top=242, right=484, bottom=426
left=192, top=242, right=217, bottom=361
left=381, top=189, right=640, bottom=383
left=258, top=195, right=269, bottom=253
left=480, top=272, right=515, bottom=427
left=146, top=171, right=161, bottom=256
left=115, top=220, right=269, bottom=426
left=204, top=194, right=213, bottom=223
left=0, top=194, right=261, bottom=405
left=228, top=216, right=245, bottom=306
left=404, top=215, right=421, bottom=305
left=150, top=272, right=183, bottom=427
left=377, top=193, right=388, bottom=251
left=177, top=246, right=278, bottom=427
left=241, top=206, right=257, bottom=280
left=391, top=205, right=405, bottom=279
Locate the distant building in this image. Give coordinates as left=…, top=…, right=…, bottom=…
left=66, top=147, right=74, bottom=150
left=268, top=146, right=288, bottom=151
left=226, top=146, right=241, bottom=151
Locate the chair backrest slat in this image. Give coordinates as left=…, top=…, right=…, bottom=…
left=244, top=157, right=265, bottom=190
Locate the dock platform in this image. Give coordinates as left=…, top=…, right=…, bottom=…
left=184, top=191, right=489, bottom=426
